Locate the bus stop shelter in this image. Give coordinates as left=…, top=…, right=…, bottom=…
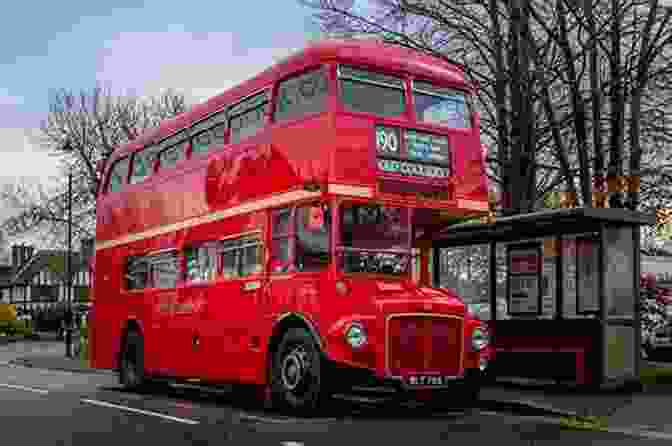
left=427, top=207, right=655, bottom=388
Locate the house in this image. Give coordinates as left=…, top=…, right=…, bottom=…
left=642, top=241, right=672, bottom=287
left=5, top=242, right=93, bottom=312
left=0, top=263, right=12, bottom=302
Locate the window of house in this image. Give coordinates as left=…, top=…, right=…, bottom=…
left=185, top=242, right=219, bottom=282
left=338, top=65, right=406, bottom=117
left=107, top=157, right=129, bottom=193
left=275, top=67, right=329, bottom=122
left=229, top=91, right=269, bottom=144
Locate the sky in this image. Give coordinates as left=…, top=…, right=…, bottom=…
left=0, top=0, right=321, bottom=228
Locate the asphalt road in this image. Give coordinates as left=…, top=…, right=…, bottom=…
left=0, top=342, right=667, bottom=445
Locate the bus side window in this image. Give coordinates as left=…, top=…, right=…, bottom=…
left=107, top=157, right=129, bottom=194
left=221, top=239, right=241, bottom=279
left=271, top=208, right=293, bottom=273
left=149, top=251, right=179, bottom=289
left=228, top=91, right=269, bottom=144
left=185, top=243, right=218, bottom=282
left=191, top=131, right=213, bottom=157
left=129, top=147, right=156, bottom=184
left=274, top=67, right=329, bottom=122
left=158, top=142, right=186, bottom=170
left=239, top=237, right=262, bottom=276
left=125, top=256, right=149, bottom=290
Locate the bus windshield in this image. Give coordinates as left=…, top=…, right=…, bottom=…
left=338, top=204, right=411, bottom=275
left=413, top=81, right=471, bottom=129
left=338, top=65, right=406, bottom=117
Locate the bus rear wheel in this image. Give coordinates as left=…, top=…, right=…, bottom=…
left=270, top=328, right=328, bottom=414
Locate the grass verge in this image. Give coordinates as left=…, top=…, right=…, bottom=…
left=640, top=366, right=672, bottom=386
left=559, top=415, right=609, bottom=432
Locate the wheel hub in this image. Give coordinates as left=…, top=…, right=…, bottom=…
left=281, top=347, right=309, bottom=391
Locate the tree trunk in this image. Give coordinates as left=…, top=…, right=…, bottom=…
left=608, top=0, right=625, bottom=208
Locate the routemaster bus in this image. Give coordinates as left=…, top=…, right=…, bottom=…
left=90, top=39, right=491, bottom=412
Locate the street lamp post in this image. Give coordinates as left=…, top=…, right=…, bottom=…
left=65, top=171, right=73, bottom=358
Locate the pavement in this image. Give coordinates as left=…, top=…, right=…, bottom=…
left=479, top=370, right=672, bottom=439
left=9, top=339, right=672, bottom=440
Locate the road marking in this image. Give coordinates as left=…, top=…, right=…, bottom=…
left=0, top=383, right=49, bottom=395
left=239, top=413, right=295, bottom=424
left=240, top=412, right=338, bottom=424
left=80, top=398, right=199, bottom=425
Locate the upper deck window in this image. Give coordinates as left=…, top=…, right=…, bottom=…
left=413, top=81, right=471, bottom=128
left=107, top=157, right=129, bottom=193
left=159, top=141, right=187, bottom=169
left=129, top=147, right=158, bottom=184
left=274, top=67, right=329, bottom=122
left=338, top=65, right=405, bottom=117
left=192, top=130, right=213, bottom=157
left=229, top=91, right=269, bottom=144
left=185, top=242, right=218, bottom=282
left=191, top=110, right=227, bottom=157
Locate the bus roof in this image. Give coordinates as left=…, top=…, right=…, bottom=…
left=111, top=39, right=467, bottom=160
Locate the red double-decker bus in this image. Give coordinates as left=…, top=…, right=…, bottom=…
left=90, top=39, right=490, bottom=412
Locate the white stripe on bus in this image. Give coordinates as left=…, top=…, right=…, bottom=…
left=95, top=188, right=322, bottom=251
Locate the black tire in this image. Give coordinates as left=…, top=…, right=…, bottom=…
left=270, top=327, right=329, bottom=414
left=119, top=330, right=147, bottom=391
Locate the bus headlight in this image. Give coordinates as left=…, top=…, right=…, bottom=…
left=345, top=322, right=367, bottom=349
left=472, top=327, right=489, bottom=351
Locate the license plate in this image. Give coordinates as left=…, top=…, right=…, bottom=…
left=406, top=375, right=452, bottom=386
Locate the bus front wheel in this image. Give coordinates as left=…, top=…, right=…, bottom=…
left=270, top=327, right=328, bottom=413
left=119, top=330, right=146, bottom=391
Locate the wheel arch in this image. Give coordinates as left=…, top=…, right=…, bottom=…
left=266, top=312, right=325, bottom=374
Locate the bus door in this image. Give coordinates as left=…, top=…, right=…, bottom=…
left=194, top=236, right=264, bottom=383
left=181, top=242, right=218, bottom=379
left=229, top=235, right=265, bottom=382
left=150, top=251, right=192, bottom=378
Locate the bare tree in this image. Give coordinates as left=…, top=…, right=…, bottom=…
left=300, top=0, right=672, bottom=217
left=0, top=86, right=187, bottom=248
